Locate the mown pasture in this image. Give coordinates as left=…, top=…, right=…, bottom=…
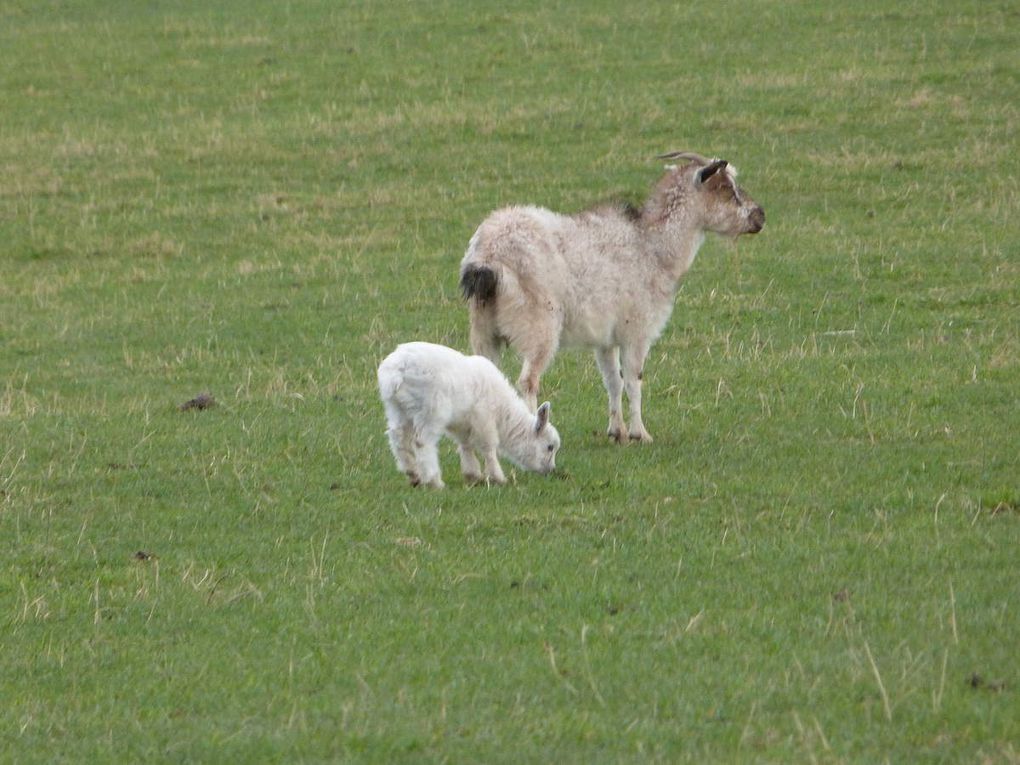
left=1, top=1, right=1017, bottom=761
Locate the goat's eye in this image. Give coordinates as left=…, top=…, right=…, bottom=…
left=547, top=444, right=555, bottom=452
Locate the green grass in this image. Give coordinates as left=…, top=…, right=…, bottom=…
left=1, top=0, right=1018, bottom=762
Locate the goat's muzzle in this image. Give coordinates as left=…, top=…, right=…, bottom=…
left=747, top=206, right=765, bottom=234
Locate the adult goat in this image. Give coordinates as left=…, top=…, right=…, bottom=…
left=459, top=152, right=765, bottom=443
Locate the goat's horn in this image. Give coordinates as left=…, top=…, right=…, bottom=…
left=656, top=151, right=711, bottom=164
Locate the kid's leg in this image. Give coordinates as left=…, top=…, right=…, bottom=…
left=415, top=429, right=446, bottom=489
left=457, top=441, right=483, bottom=485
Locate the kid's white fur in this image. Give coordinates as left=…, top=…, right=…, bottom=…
left=378, top=342, right=560, bottom=488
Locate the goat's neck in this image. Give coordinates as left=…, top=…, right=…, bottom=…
left=643, top=177, right=710, bottom=284
left=650, top=219, right=707, bottom=285
left=492, top=397, right=534, bottom=445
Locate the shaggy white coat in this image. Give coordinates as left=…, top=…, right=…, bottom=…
left=377, top=342, right=560, bottom=488
left=460, top=155, right=765, bottom=443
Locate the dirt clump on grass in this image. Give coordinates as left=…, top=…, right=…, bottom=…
left=179, top=393, right=216, bottom=411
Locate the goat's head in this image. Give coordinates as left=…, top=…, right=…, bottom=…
left=509, top=401, right=561, bottom=475
left=656, top=152, right=765, bottom=236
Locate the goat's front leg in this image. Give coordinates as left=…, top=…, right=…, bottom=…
left=457, top=441, right=483, bottom=485
left=621, top=344, right=653, bottom=443
left=595, top=346, right=627, bottom=443
left=481, top=447, right=507, bottom=485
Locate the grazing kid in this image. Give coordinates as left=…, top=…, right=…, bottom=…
left=377, top=342, right=560, bottom=488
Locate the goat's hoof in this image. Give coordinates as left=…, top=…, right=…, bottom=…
left=629, top=431, right=654, bottom=444
left=607, top=429, right=626, bottom=444
left=407, top=473, right=422, bottom=487
left=463, top=473, right=484, bottom=486
left=426, top=479, right=446, bottom=490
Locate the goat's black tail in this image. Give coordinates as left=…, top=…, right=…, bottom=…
left=459, top=264, right=498, bottom=304
left=460, top=264, right=503, bottom=362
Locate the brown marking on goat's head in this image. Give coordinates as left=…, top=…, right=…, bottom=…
left=650, top=153, right=765, bottom=236
left=695, top=159, right=765, bottom=237
left=646, top=164, right=695, bottom=224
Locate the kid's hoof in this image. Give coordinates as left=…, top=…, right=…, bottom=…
left=463, top=473, right=484, bottom=486
left=407, top=473, right=422, bottom=487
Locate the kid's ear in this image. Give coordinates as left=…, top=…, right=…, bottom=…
left=535, top=401, right=551, bottom=433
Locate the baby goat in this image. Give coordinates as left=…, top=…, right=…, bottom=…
left=460, top=152, right=765, bottom=443
left=377, top=342, right=560, bottom=488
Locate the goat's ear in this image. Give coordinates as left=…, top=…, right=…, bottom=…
left=696, top=160, right=728, bottom=185
left=535, top=401, right=551, bottom=433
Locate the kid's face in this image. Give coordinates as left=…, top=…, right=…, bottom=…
left=532, top=424, right=560, bottom=474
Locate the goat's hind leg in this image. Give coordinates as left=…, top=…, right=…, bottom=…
left=387, top=417, right=423, bottom=486
left=596, top=346, right=627, bottom=443
left=516, top=330, right=559, bottom=414
left=412, top=424, right=446, bottom=489
left=468, top=303, right=503, bottom=366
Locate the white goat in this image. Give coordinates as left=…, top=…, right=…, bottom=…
left=459, top=152, right=765, bottom=443
left=377, top=342, right=561, bottom=488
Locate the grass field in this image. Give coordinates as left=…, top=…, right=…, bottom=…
left=1, top=1, right=1018, bottom=761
